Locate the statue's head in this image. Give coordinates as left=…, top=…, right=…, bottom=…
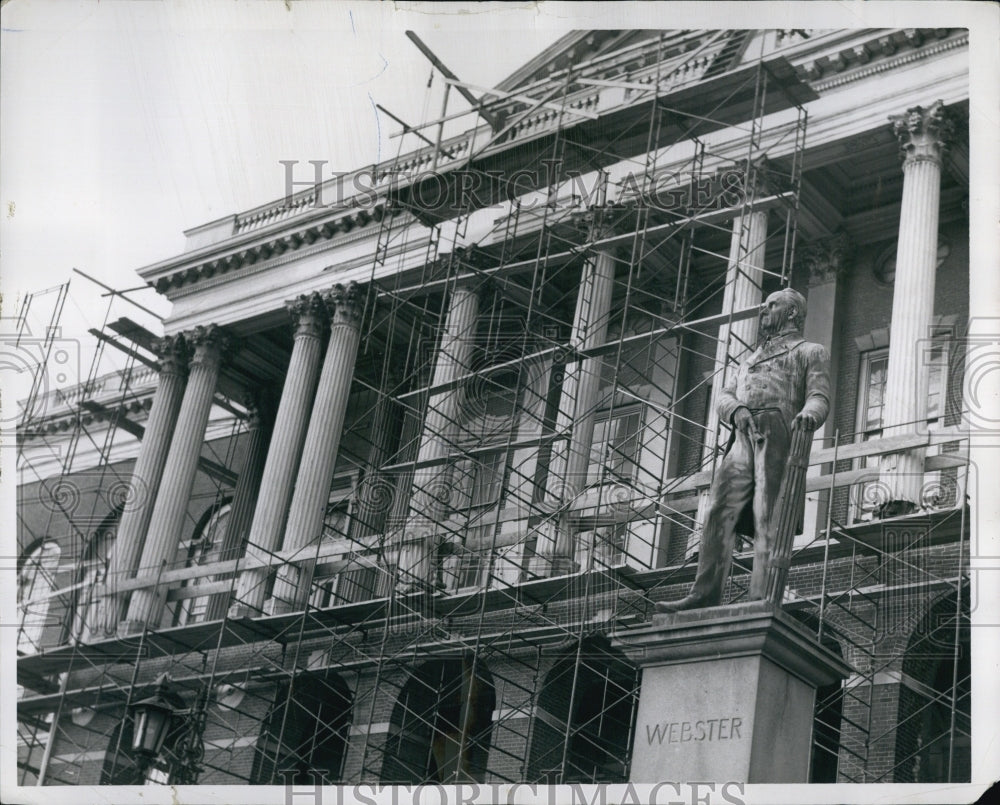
left=759, top=288, right=807, bottom=336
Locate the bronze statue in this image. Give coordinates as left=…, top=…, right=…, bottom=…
left=657, top=288, right=831, bottom=612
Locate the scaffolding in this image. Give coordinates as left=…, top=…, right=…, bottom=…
left=14, top=29, right=971, bottom=788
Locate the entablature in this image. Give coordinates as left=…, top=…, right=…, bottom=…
left=140, top=28, right=967, bottom=334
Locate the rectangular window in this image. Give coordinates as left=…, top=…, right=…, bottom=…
left=588, top=405, right=643, bottom=486
left=470, top=450, right=506, bottom=508
left=309, top=476, right=359, bottom=608
left=851, top=332, right=951, bottom=523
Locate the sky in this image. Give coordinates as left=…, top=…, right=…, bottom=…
left=0, top=0, right=570, bottom=400
left=1, top=1, right=997, bottom=406
left=3, top=1, right=996, bottom=384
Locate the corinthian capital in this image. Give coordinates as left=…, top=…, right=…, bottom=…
left=286, top=292, right=327, bottom=339
left=324, top=282, right=364, bottom=328
left=890, top=100, right=955, bottom=167
left=241, top=388, right=276, bottom=430
left=152, top=334, right=188, bottom=378
left=801, top=232, right=853, bottom=286
left=186, top=324, right=237, bottom=365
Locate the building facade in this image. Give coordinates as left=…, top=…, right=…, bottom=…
left=16, top=28, right=971, bottom=787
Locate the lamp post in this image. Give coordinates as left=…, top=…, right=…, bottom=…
left=129, top=673, right=208, bottom=785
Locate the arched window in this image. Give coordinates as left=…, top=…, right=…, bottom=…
left=18, top=542, right=62, bottom=654
left=382, top=656, right=495, bottom=784
left=897, top=591, right=971, bottom=782
left=251, top=673, right=353, bottom=785
left=788, top=611, right=845, bottom=783
left=530, top=637, right=638, bottom=784
left=170, top=502, right=231, bottom=628
left=72, top=510, right=120, bottom=644
left=914, top=648, right=971, bottom=782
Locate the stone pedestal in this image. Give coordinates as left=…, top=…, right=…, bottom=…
left=612, top=601, right=849, bottom=783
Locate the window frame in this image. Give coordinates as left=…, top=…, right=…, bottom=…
left=171, top=501, right=232, bottom=628
left=850, top=328, right=953, bottom=524
left=588, top=403, right=645, bottom=487
left=17, top=541, right=62, bottom=655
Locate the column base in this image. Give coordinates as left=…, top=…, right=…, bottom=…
left=227, top=602, right=261, bottom=620
left=877, top=499, right=919, bottom=519
left=526, top=556, right=579, bottom=578
left=263, top=596, right=299, bottom=616
left=612, top=600, right=850, bottom=783
left=116, top=619, right=146, bottom=638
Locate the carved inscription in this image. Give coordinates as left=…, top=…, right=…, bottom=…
left=645, top=717, right=744, bottom=745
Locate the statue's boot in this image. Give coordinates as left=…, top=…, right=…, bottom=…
left=654, top=595, right=715, bottom=613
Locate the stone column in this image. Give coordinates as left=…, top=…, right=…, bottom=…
left=879, top=101, right=954, bottom=514
left=229, top=293, right=327, bottom=618
left=269, top=283, right=364, bottom=613
left=692, top=165, right=769, bottom=553
left=205, top=393, right=275, bottom=622
left=121, top=325, right=234, bottom=635
left=355, top=372, right=403, bottom=538
left=397, top=284, right=480, bottom=591
left=800, top=235, right=850, bottom=545
left=95, top=335, right=188, bottom=639
left=533, top=234, right=616, bottom=575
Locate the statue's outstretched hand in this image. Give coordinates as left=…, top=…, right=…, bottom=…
left=792, top=410, right=818, bottom=431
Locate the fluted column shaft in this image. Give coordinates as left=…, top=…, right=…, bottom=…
left=355, top=375, right=402, bottom=537
left=535, top=247, right=616, bottom=569
left=121, top=325, right=233, bottom=634
left=398, top=285, right=480, bottom=590
left=880, top=101, right=954, bottom=510
left=205, top=395, right=274, bottom=622
left=230, top=294, right=327, bottom=617
left=95, top=336, right=187, bottom=640
left=801, top=235, right=851, bottom=542
left=270, top=284, right=364, bottom=612
left=704, top=207, right=768, bottom=460
left=692, top=193, right=768, bottom=552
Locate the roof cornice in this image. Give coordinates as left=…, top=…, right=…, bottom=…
left=137, top=203, right=395, bottom=296
left=138, top=28, right=966, bottom=300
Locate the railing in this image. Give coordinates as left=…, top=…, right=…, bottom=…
left=198, top=29, right=900, bottom=243
left=24, top=366, right=159, bottom=425
left=232, top=190, right=319, bottom=235
left=14, top=423, right=967, bottom=655
left=227, top=37, right=730, bottom=239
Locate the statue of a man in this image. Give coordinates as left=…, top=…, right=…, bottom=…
left=658, top=288, right=831, bottom=612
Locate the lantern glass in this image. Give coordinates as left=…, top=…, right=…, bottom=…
left=132, top=700, right=173, bottom=757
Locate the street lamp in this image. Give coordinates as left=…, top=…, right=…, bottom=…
left=129, top=673, right=207, bottom=785
left=131, top=674, right=180, bottom=762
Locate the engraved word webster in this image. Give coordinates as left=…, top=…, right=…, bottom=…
left=645, top=717, right=745, bottom=745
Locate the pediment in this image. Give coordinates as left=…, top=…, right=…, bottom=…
left=495, top=30, right=751, bottom=93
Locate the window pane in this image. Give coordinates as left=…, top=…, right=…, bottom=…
left=588, top=408, right=642, bottom=485
left=863, top=356, right=888, bottom=432
left=471, top=451, right=504, bottom=507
